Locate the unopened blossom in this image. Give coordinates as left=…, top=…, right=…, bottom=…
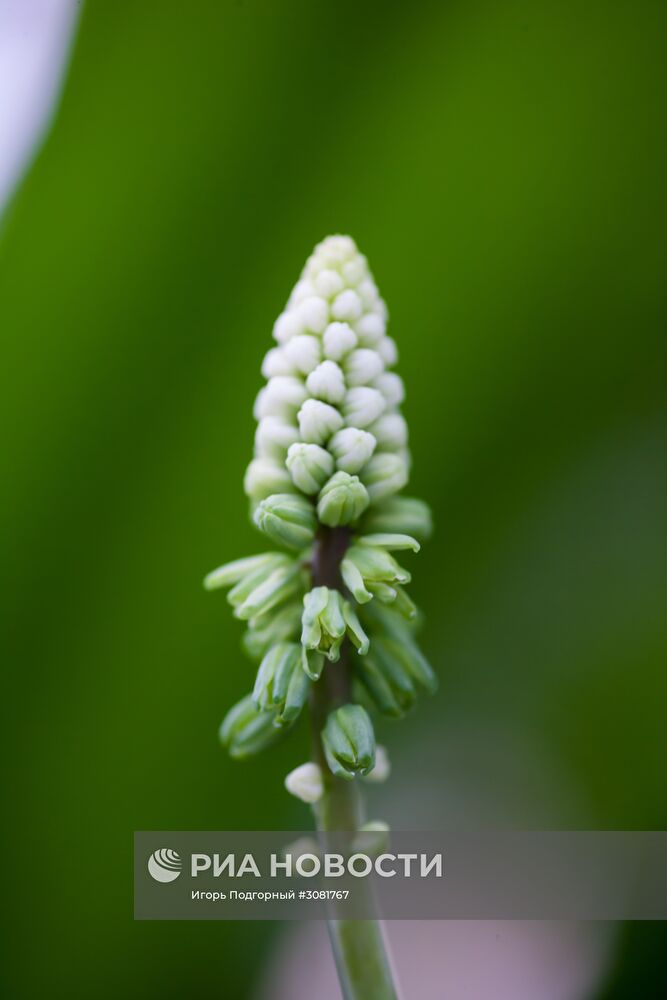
left=285, top=762, right=324, bottom=803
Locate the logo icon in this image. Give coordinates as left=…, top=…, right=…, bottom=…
left=148, top=848, right=183, bottom=883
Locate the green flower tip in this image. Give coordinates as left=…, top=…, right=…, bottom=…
left=219, top=694, right=284, bottom=759
left=253, top=493, right=317, bottom=550
left=317, top=471, right=369, bottom=527
left=321, top=704, right=376, bottom=780
left=301, top=586, right=370, bottom=661
left=252, top=642, right=310, bottom=725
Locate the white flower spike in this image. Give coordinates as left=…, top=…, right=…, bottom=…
left=207, top=234, right=433, bottom=797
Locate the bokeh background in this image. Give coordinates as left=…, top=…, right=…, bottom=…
left=1, top=1, right=665, bottom=998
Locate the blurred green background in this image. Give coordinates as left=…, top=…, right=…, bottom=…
left=1, top=1, right=665, bottom=997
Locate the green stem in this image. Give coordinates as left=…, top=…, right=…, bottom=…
left=309, top=527, right=399, bottom=1000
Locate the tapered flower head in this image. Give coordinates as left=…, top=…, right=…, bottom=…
left=205, top=235, right=435, bottom=785
left=244, top=235, right=411, bottom=510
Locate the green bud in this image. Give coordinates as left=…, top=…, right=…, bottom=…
left=253, top=642, right=310, bottom=726
left=321, top=704, right=376, bottom=779
left=286, top=443, right=334, bottom=495
left=204, top=552, right=286, bottom=591
left=366, top=581, right=398, bottom=603
left=234, top=562, right=303, bottom=620
left=357, top=532, right=420, bottom=553
left=301, top=586, right=346, bottom=661
left=281, top=661, right=311, bottom=724
left=360, top=496, right=433, bottom=541
left=360, top=452, right=408, bottom=502
left=341, top=555, right=373, bottom=604
left=342, top=600, right=370, bottom=654
left=227, top=557, right=291, bottom=608
left=242, top=600, right=302, bottom=660
left=391, top=586, right=418, bottom=621
left=341, top=545, right=411, bottom=609
left=354, top=655, right=405, bottom=717
left=253, top=642, right=311, bottom=725
left=380, top=636, right=437, bottom=694
left=253, top=642, right=292, bottom=705
left=363, top=602, right=437, bottom=694
left=373, top=639, right=420, bottom=701
left=244, top=458, right=297, bottom=501
left=219, top=694, right=284, bottom=759
left=354, top=638, right=419, bottom=717
left=302, top=645, right=326, bottom=680
left=317, top=471, right=370, bottom=527
left=253, top=493, right=317, bottom=550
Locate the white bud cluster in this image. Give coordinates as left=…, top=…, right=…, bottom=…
left=247, top=236, right=409, bottom=509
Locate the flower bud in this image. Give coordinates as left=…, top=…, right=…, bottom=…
left=344, top=348, right=384, bottom=387
left=363, top=745, right=391, bottom=783
left=288, top=279, right=315, bottom=305
left=261, top=347, right=294, bottom=378
left=234, top=562, right=303, bottom=621
left=360, top=452, right=408, bottom=501
left=284, top=762, right=324, bottom=804
left=355, top=312, right=386, bottom=345
left=253, top=376, right=308, bottom=419
left=273, top=310, right=303, bottom=344
left=301, top=586, right=346, bottom=662
left=242, top=600, right=302, bottom=660
left=353, top=654, right=410, bottom=717
left=369, top=412, right=408, bottom=451
left=357, top=532, right=420, bottom=553
left=301, top=646, right=325, bottom=680
left=317, top=471, right=370, bottom=527
left=343, top=544, right=411, bottom=590
left=219, top=694, right=284, bottom=759
left=379, top=635, right=437, bottom=694
left=254, top=417, right=300, bottom=459
left=342, top=600, right=370, bottom=654
left=363, top=602, right=438, bottom=694
left=376, top=336, right=398, bottom=366
left=340, top=555, right=373, bottom=604
left=332, top=288, right=363, bottom=321
left=311, top=234, right=357, bottom=264
left=253, top=642, right=294, bottom=709
left=342, top=254, right=368, bottom=286
left=323, top=321, right=358, bottom=361
left=357, top=278, right=380, bottom=309
left=373, top=371, right=405, bottom=407
left=226, top=556, right=292, bottom=608
left=329, top=428, right=377, bottom=474
left=390, top=586, right=418, bottom=620
left=253, top=642, right=310, bottom=724
left=204, top=551, right=287, bottom=591
left=360, top=495, right=433, bottom=541
left=342, top=386, right=386, bottom=428
left=297, top=398, right=344, bottom=445
left=321, top=704, right=376, bottom=779
left=314, top=268, right=344, bottom=298
left=286, top=443, right=334, bottom=494
left=283, top=334, right=321, bottom=374
left=253, top=493, right=317, bottom=550
left=298, top=295, right=329, bottom=334
left=306, top=360, right=346, bottom=404
left=244, top=458, right=296, bottom=501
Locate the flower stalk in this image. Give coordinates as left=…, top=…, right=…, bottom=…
left=205, top=235, right=436, bottom=999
